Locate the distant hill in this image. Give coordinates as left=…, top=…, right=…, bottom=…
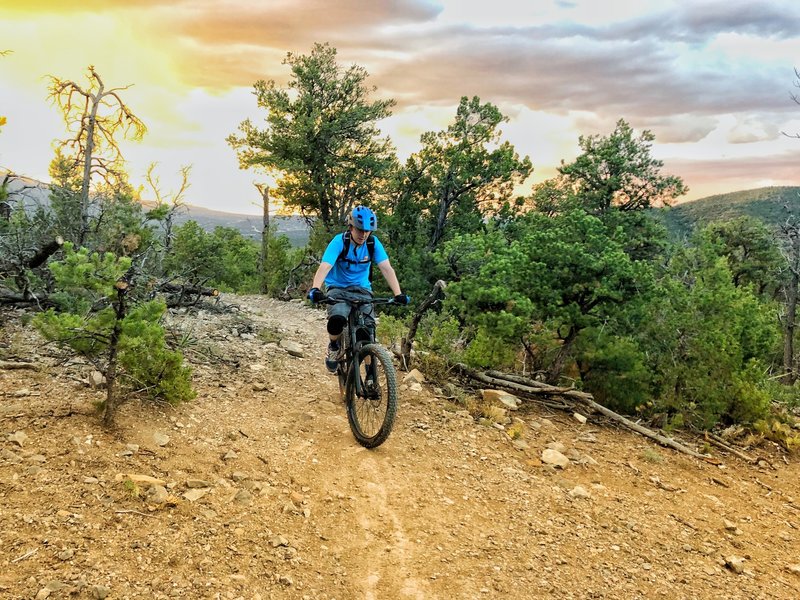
left=660, top=186, right=800, bottom=239
left=169, top=204, right=310, bottom=248
left=1, top=168, right=310, bottom=247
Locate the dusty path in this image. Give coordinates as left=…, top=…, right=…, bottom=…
left=2, top=295, right=800, bottom=599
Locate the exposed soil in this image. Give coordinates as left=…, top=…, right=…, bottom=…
left=2, top=295, right=800, bottom=600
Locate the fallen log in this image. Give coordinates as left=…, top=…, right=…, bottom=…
left=158, top=282, right=219, bottom=297
left=0, top=360, right=38, bottom=371
left=705, top=432, right=758, bottom=464
left=455, top=363, right=719, bottom=464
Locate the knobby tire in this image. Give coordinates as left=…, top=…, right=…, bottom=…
left=345, top=343, right=397, bottom=448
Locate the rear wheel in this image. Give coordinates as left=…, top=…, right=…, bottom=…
left=345, top=344, right=397, bottom=448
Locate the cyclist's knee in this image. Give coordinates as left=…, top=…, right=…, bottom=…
left=327, top=315, right=346, bottom=335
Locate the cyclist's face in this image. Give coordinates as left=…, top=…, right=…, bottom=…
left=351, top=226, right=371, bottom=245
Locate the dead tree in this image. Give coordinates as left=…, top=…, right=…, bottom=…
left=255, top=183, right=270, bottom=294
left=400, top=280, right=446, bottom=369
left=145, top=163, right=191, bottom=256
left=48, top=65, right=146, bottom=245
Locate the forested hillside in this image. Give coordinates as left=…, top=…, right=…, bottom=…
left=660, top=186, right=800, bottom=238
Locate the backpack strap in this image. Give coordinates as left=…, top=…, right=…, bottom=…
left=338, top=231, right=377, bottom=280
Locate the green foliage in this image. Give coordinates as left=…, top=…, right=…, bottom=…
left=118, top=300, right=196, bottom=404
left=636, top=239, right=780, bottom=428
left=164, top=222, right=260, bottom=293
left=229, top=42, right=396, bottom=231
left=442, top=211, right=647, bottom=379
left=262, top=228, right=300, bottom=297
left=33, top=244, right=195, bottom=407
left=699, top=217, right=783, bottom=297
left=558, top=118, right=687, bottom=214
left=375, top=313, right=407, bottom=350
left=575, top=330, right=652, bottom=415
left=384, top=97, right=531, bottom=302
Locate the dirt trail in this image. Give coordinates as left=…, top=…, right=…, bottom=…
left=2, top=295, right=800, bottom=599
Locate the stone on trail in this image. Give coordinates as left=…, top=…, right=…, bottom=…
left=279, top=339, right=304, bottom=358
left=482, top=389, right=521, bottom=410
left=183, top=487, right=211, bottom=502
left=541, top=448, right=570, bottom=469
left=724, top=556, right=746, bottom=574
left=403, top=369, right=426, bottom=384
left=8, top=430, right=28, bottom=447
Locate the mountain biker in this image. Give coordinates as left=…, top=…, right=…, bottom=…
left=307, top=205, right=410, bottom=372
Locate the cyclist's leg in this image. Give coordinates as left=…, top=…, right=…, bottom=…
left=325, top=288, right=349, bottom=371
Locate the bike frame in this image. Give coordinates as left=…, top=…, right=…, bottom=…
left=325, top=296, right=394, bottom=398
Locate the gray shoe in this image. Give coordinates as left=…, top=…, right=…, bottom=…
left=325, top=342, right=340, bottom=373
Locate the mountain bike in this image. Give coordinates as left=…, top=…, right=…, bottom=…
left=323, top=295, right=398, bottom=448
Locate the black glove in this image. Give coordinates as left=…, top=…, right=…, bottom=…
left=308, top=287, right=324, bottom=304
left=393, top=293, right=411, bottom=305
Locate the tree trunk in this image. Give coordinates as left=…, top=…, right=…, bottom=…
left=27, top=236, right=64, bottom=269
left=79, top=82, right=102, bottom=247
left=429, top=175, right=454, bottom=251
left=400, top=280, right=446, bottom=369
left=546, top=325, right=579, bottom=384
left=256, top=183, right=270, bottom=295
left=103, top=281, right=127, bottom=427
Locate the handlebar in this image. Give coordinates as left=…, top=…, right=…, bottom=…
left=320, top=296, right=396, bottom=306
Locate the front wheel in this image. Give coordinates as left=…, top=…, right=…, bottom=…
left=345, top=343, right=398, bottom=448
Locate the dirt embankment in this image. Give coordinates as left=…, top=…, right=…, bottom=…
left=2, top=295, right=800, bottom=600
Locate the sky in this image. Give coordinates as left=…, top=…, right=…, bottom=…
left=1, top=0, right=799, bottom=216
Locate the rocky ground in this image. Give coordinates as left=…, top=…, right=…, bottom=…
left=1, top=294, right=800, bottom=600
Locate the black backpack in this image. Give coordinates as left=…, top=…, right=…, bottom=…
left=338, top=230, right=376, bottom=281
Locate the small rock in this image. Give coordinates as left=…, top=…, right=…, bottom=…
left=147, top=485, right=170, bottom=504
left=725, top=556, right=746, bottom=574
left=280, top=339, right=304, bottom=358
left=152, top=433, right=170, bottom=447
left=512, top=440, right=530, bottom=451
left=271, top=535, right=290, bottom=547
left=186, top=479, right=213, bottom=489
left=482, top=389, right=521, bottom=410
left=569, top=485, right=591, bottom=499
left=91, top=584, right=111, bottom=599
left=572, top=412, right=587, bottom=424
left=88, top=370, right=106, bottom=389
left=787, top=564, right=800, bottom=575
left=541, top=448, right=570, bottom=469
left=223, top=450, right=238, bottom=461
left=183, top=488, right=211, bottom=502
left=403, top=369, right=426, bottom=384
left=234, top=489, right=253, bottom=504
left=7, top=430, right=28, bottom=447
left=117, top=474, right=166, bottom=486
left=58, top=549, right=75, bottom=561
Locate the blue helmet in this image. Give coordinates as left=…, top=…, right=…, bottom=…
left=349, top=205, right=377, bottom=231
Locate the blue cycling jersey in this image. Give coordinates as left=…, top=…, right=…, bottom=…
left=322, top=233, right=389, bottom=290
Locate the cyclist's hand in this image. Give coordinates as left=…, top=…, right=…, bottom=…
left=308, top=287, right=324, bottom=304
left=393, top=293, right=411, bottom=305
